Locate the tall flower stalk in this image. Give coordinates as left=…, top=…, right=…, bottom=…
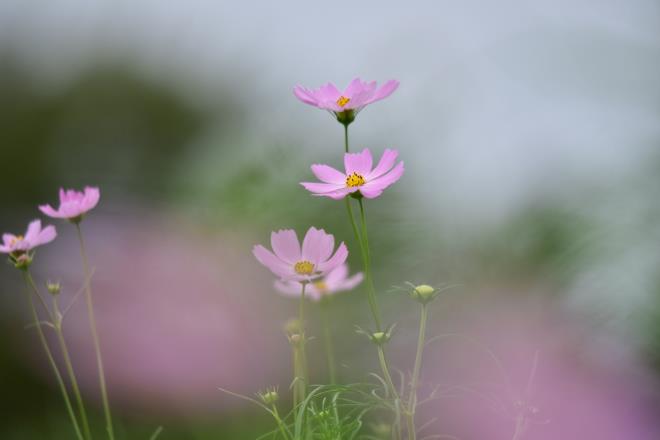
left=405, top=302, right=429, bottom=440
left=75, top=223, right=114, bottom=440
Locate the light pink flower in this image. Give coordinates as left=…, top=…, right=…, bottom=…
left=253, top=227, right=348, bottom=282
left=293, top=78, right=399, bottom=117
left=301, top=148, right=404, bottom=200
left=0, top=220, right=57, bottom=254
left=274, top=263, right=363, bottom=301
left=39, top=186, right=100, bottom=221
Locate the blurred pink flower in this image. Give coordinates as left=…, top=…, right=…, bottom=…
left=0, top=219, right=56, bottom=254
left=301, top=148, right=404, bottom=199
left=274, top=263, right=363, bottom=301
left=253, top=227, right=348, bottom=282
left=39, top=186, right=100, bottom=221
left=293, top=78, right=398, bottom=114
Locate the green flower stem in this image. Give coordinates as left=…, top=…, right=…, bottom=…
left=343, top=123, right=349, bottom=153
left=21, top=272, right=85, bottom=440
left=271, top=404, right=291, bottom=440
left=320, top=299, right=337, bottom=384
left=26, top=273, right=93, bottom=440
left=292, top=343, right=301, bottom=409
left=75, top=223, right=114, bottom=440
left=357, top=198, right=384, bottom=331
left=299, top=283, right=308, bottom=397
left=405, top=303, right=429, bottom=440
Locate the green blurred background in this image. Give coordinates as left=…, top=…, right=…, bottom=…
left=1, top=1, right=660, bottom=438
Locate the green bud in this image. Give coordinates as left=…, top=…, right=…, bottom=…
left=259, top=388, right=279, bottom=405
left=46, top=281, right=61, bottom=295
left=371, top=331, right=388, bottom=344
left=410, top=284, right=438, bottom=304
left=284, top=318, right=302, bottom=336
left=11, top=253, right=32, bottom=270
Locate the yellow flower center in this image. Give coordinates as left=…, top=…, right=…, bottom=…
left=10, top=235, right=24, bottom=246
left=345, top=172, right=366, bottom=187
left=336, top=96, right=351, bottom=107
left=294, top=260, right=315, bottom=275
left=313, top=281, right=328, bottom=293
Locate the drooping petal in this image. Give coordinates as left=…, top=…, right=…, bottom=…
left=270, top=229, right=301, bottom=263
left=366, top=149, right=399, bottom=180
left=301, top=181, right=345, bottom=194
left=344, top=148, right=373, bottom=175
left=316, top=242, right=348, bottom=273
left=311, top=164, right=346, bottom=184
left=313, top=187, right=353, bottom=200
left=274, top=280, right=304, bottom=298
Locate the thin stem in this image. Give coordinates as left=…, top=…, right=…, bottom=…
left=357, top=198, right=383, bottom=331
left=52, top=296, right=93, bottom=440
left=406, top=304, right=429, bottom=440
left=75, top=223, right=114, bottom=440
left=320, top=299, right=337, bottom=384
left=377, top=345, right=400, bottom=402
left=26, top=273, right=93, bottom=440
left=343, top=123, right=349, bottom=153
left=271, top=404, right=291, bottom=440
left=299, top=283, right=308, bottom=396
left=21, top=272, right=85, bottom=440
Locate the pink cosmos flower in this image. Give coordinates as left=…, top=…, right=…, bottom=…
left=293, top=78, right=399, bottom=124
left=274, top=263, right=363, bottom=301
left=253, top=227, right=348, bottom=282
left=39, top=187, right=100, bottom=221
left=301, top=148, right=404, bottom=200
left=0, top=220, right=57, bottom=254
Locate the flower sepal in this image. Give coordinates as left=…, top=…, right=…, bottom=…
left=355, top=323, right=397, bottom=346
left=8, top=252, right=32, bottom=271
left=336, top=109, right=355, bottom=126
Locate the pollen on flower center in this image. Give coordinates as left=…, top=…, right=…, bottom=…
left=294, top=260, right=315, bottom=275
left=10, top=235, right=24, bottom=246
left=345, top=172, right=366, bottom=187
left=336, top=96, right=350, bottom=107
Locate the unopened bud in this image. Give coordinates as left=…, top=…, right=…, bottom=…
left=284, top=318, right=302, bottom=336
left=46, top=281, right=61, bottom=295
left=12, top=253, right=32, bottom=270
left=259, top=388, right=279, bottom=406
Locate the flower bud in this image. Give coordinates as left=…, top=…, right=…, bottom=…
left=46, top=281, right=61, bottom=295
left=11, top=253, right=32, bottom=270
left=409, top=284, right=439, bottom=304
left=284, top=318, right=302, bottom=336
left=259, top=388, right=279, bottom=406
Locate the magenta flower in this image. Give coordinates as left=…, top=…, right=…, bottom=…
left=274, top=264, right=363, bottom=301
left=39, top=186, right=100, bottom=221
left=253, top=227, right=348, bottom=282
left=301, top=148, right=404, bottom=200
left=293, top=78, right=399, bottom=124
left=0, top=220, right=57, bottom=254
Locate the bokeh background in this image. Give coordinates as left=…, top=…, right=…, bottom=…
left=1, top=1, right=660, bottom=438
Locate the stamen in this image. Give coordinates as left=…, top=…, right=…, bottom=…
left=294, top=260, right=315, bottom=275
left=10, top=235, right=24, bottom=246
left=345, top=172, right=366, bottom=187
left=336, top=96, right=350, bottom=107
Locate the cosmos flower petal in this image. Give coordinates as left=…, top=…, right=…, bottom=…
left=311, top=164, right=346, bottom=184
left=344, top=148, right=373, bottom=175
left=367, top=80, right=400, bottom=105
left=253, top=245, right=291, bottom=278
left=366, top=148, right=398, bottom=180
left=316, top=242, right=348, bottom=274
left=270, top=229, right=301, bottom=263
left=339, top=272, right=364, bottom=291
left=363, top=161, right=404, bottom=193
left=24, top=220, right=43, bottom=243
left=301, top=227, right=334, bottom=264
left=300, top=182, right=345, bottom=194
left=293, top=86, right=319, bottom=106
left=36, top=225, right=57, bottom=246
left=41, top=186, right=100, bottom=220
